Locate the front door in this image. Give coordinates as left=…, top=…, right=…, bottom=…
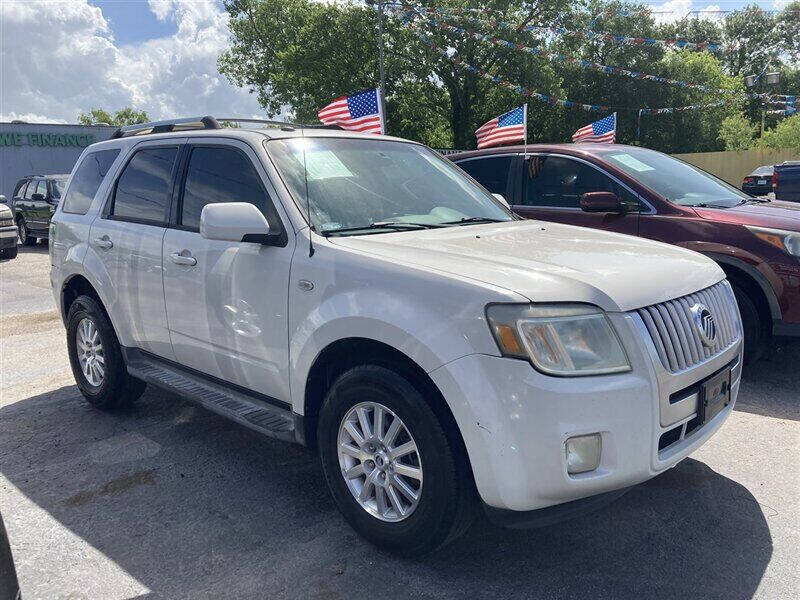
left=513, top=154, right=640, bottom=235
left=89, top=140, right=183, bottom=360
left=162, top=139, right=294, bottom=402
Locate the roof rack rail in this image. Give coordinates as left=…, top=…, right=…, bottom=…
left=109, top=115, right=345, bottom=139
left=216, top=117, right=343, bottom=131
left=110, top=116, right=221, bottom=139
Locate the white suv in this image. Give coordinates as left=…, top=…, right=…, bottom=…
left=50, top=117, right=743, bottom=555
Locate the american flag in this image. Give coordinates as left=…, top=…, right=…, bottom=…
left=572, top=113, right=616, bottom=143
left=317, top=88, right=384, bottom=134
left=475, top=105, right=527, bottom=149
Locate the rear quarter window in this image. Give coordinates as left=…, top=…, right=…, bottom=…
left=62, top=149, right=121, bottom=215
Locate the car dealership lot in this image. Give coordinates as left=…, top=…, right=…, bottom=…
left=1, top=246, right=798, bottom=600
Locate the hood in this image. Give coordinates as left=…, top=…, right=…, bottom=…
left=694, top=200, right=800, bottom=230
left=329, top=221, right=723, bottom=312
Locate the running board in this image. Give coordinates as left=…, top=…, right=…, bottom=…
left=123, top=348, right=297, bottom=443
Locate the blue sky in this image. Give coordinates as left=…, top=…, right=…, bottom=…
left=89, top=0, right=178, bottom=44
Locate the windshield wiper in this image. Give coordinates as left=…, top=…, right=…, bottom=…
left=439, top=216, right=506, bottom=225
left=322, top=221, right=445, bottom=236
left=737, top=197, right=771, bottom=205
left=685, top=203, right=733, bottom=209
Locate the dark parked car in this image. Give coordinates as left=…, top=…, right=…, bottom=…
left=742, top=165, right=773, bottom=197
left=774, top=161, right=800, bottom=202
left=452, top=144, right=800, bottom=361
left=10, top=174, right=69, bottom=245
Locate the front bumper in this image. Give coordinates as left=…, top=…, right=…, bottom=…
left=429, top=311, right=743, bottom=512
left=0, top=227, right=18, bottom=248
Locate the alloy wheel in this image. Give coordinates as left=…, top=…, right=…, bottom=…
left=337, top=401, right=423, bottom=522
left=76, top=317, right=105, bottom=387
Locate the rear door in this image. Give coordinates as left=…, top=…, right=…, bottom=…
left=30, top=180, right=52, bottom=231
left=162, top=138, right=294, bottom=401
left=514, top=154, right=641, bottom=235
left=89, top=139, right=184, bottom=360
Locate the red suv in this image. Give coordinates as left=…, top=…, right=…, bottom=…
left=452, top=144, right=800, bottom=362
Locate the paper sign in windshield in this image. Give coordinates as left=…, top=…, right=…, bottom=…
left=299, top=150, right=354, bottom=180
left=609, top=153, right=655, bottom=172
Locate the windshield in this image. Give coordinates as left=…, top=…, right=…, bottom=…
left=265, top=137, right=512, bottom=234
left=598, top=147, right=751, bottom=207
left=53, top=178, right=67, bottom=199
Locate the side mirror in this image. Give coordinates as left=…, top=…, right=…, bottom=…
left=492, top=193, right=510, bottom=209
left=31, top=193, right=45, bottom=202
left=580, top=191, right=623, bottom=213
left=200, top=202, right=282, bottom=245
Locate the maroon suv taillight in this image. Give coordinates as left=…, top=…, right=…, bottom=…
left=773, top=170, right=778, bottom=189
left=744, top=177, right=755, bottom=184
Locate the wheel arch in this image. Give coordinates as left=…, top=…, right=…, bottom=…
left=703, top=252, right=779, bottom=323
left=302, top=337, right=470, bottom=467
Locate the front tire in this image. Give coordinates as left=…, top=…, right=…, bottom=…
left=66, top=295, right=146, bottom=409
left=318, top=365, right=475, bottom=556
left=17, top=219, right=35, bottom=246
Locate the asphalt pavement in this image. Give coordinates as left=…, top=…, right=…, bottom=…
left=1, top=244, right=798, bottom=600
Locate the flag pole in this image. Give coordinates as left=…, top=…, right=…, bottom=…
left=377, top=0, right=387, bottom=133
left=523, top=103, right=528, bottom=155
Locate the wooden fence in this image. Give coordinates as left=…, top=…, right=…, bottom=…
left=672, top=148, right=800, bottom=186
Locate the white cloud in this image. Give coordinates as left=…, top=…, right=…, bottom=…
left=774, top=0, right=790, bottom=9
left=0, top=0, right=263, bottom=123
left=647, top=1, right=726, bottom=24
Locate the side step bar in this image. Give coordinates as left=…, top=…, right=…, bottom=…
left=123, top=348, right=297, bottom=444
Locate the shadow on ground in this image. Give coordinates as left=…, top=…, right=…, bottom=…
left=737, top=339, right=800, bottom=421
left=0, top=381, right=773, bottom=600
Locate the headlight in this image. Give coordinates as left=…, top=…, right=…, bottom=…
left=746, top=225, right=800, bottom=257
left=486, top=304, right=630, bottom=376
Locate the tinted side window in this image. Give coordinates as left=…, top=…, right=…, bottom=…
left=13, top=180, right=28, bottom=198
left=456, top=156, right=513, bottom=195
left=62, top=149, right=120, bottom=214
left=112, top=147, right=178, bottom=223
left=524, top=156, right=639, bottom=210
left=180, top=146, right=269, bottom=230
left=23, top=181, right=38, bottom=199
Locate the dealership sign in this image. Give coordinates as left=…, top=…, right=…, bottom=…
left=0, top=131, right=96, bottom=148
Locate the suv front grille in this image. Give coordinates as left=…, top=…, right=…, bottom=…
left=633, top=281, right=740, bottom=373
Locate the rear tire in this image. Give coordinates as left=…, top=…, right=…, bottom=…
left=731, top=282, right=768, bottom=364
left=0, top=245, right=17, bottom=259
left=66, top=295, right=146, bottom=409
left=318, top=365, right=475, bottom=556
left=17, top=219, right=35, bottom=246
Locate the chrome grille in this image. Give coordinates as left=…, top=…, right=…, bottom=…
left=633, top=281, right=741, bottom=373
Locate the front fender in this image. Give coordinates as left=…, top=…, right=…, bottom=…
left=287, top=239, right=525, bottom=414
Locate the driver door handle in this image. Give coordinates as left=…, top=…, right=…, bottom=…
left=170, top=250, right=197, bottom=266
left=93, top=236, right=113, bottom=250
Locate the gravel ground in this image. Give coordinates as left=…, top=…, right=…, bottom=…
left=1, top=245, right=798, bottom=600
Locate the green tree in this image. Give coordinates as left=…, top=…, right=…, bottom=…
left=218, top=0, right=569, bottom=148
left=718, top=113, right=755, bottom=150
left=759, top=114, right=800, bottom=151
left=78, top=107, right=149, bottom=126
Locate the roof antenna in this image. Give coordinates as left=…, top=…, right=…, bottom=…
left=300, top=121, right=315, bottom=257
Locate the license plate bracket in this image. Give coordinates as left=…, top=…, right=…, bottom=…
left=699, top=368, right=731, bottom=425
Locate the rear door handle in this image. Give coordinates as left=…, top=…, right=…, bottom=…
left=93, top=236, right=113, bottom=250
left=170, top=250, right=197, bottom=266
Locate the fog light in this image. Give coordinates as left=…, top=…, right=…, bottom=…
left=566, top=434, right=602, bottom=474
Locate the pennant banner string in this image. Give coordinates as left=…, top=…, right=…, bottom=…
left=410, top=5, right=722, bottom=52
left=401, top=7, right=774, bottom=100
left=397, top=11, right=731, bottom=116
